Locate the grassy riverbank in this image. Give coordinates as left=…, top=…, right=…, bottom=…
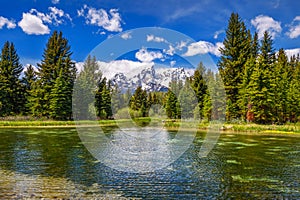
left=0, top=118, right=299, bottom=134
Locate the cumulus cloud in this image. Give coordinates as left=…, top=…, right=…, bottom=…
left=183, top=41, right=223, bottom=57
left=18, top=7, right=71, bottom=35
left=76, top=60, right=154, bottom=80
left=135, top=48, right=164, bottom=63
left=78, top=5, right=123, bottom=32
left=251, top=15, right=282, bottom=39
left=121, top=32, right=132, bottom=40
left=0, top=16, right=16, bottom=29
left=18, top=12, right=50, bottom=35
left=146, top=34, right=167, bottom=43
left=286, top=16, right=300, bottom=39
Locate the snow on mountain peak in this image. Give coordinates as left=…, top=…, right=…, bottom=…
left=76, top=59, right=194, bottom=92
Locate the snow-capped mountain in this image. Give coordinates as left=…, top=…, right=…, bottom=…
left=76, top=60, right=194, bottom=92
left=110, top=65, right=193, bottom=92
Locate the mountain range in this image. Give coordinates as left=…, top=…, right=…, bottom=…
left=76, top=60, right=194, bottom=92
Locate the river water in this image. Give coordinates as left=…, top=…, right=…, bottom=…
left=0, top=127, right=299, bottom=199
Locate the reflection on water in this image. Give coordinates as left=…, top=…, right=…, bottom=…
left=77, top=126, right=195, bottom=173
left=0, top=128, right=299, bottom=199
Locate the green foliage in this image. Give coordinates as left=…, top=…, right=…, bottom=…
left=129, top=86, right=149, bottom=118
left=274, top=49, right=290, bottom=123
left=179, top=80, right=198, bottom=119
left=22, top=65, right=36, bottom=114
left=0, top=41, right=25, bottom=116
left=190, top=62, right=208, bottom=119
left=95, top=78, right=113, bottom=119
left=164, top=80, right=182, bottom=119
left=49, top=67, right=73, bottom=120
left=0, top=14, right=300, bottom=124
left=30, top=31, right=76, bottom=119
left=73, top=55, right=101, bottom=120
left=218, top=13, right=251, bottom=120
left=247, top=31, right=276, bottom=123
left=287, top=57, right=300, bottom=122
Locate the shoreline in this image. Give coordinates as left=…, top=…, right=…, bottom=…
left=0, top=120, right=299, bottom=136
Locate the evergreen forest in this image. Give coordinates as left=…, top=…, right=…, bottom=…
left=0, top=13, right=299, bottom=124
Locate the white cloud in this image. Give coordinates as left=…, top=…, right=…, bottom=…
left=167, top=6, right=198, bottom=22
left=286, top=16, right=300, bottom=39
left=251, top=15, right=282, bottom=39
left=183, top=41, right=223, bottom=57
left=52, top=0, right=60, bottom=4
left=48, top=7, right=72, bottom=25
left=76, top=60, right=154, bottom=80
left=135, top=48, right=164, bottom=63
left=285, top=48, right=300, bottom=59
left=78, top=5, right=123, bottom=32
left=213, top=30, right=224, bottom=39
left=18, top=12, right=50, bottom=35
left=164, top=45, right=175, bottom=56
left=162, top=40, right=188, bottom=56
left=121, top=32, right=132, bottom=40
left=176, top=40, right=187, bottom=50
left=0, top=16, right=16, bottom=29
left=18, top=7, right=72, bottom=35
left=146, top=34, right=167, bottom=43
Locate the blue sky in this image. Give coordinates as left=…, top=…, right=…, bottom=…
left=0, top=0, right=300, bottom=67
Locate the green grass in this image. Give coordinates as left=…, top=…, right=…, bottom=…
left=0, top=120, right=76, bottom=127
left=0, top=117, right=299, bottom=134
left=228, top=123, right=300, bottom=134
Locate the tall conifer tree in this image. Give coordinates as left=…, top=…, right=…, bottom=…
left=22, top=65, right=36, bottom=115
left=31, top=31, right=76, bottom=118
left=248, top=31, right=276, bottom=123
left=0, top=41, right=25, bottom=116
left=218, top=13, right=250, bottom=120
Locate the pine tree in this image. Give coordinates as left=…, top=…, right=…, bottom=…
left=179, top=80, right=197, bottom=119
left=274, top=49, right=290, bottom=123
left=111, top=84, right=122, bottom=116
left=95, top=77, right=106, bottom=119
left=129, top=86, right=148, bottom=117
left=248, top=31, right=276, bottom=123
left=287, top=56, right=300, bottom=122
left=164, top=79, right=183, bottom=119
left=102, top=81, right=113, bottom=119
left=190, top=62, right=208, bottom=119
left=22, top=65, right=36, bottom=115
left=49, top=67, right=72, bottom=120
left=31, top=31, right=76, bottom=118
left=238, top=32, right=259, bottom=121
left=73, top=55, right=101, bottom=120
left=0, top=41, right=25, bottom=116
left=164, top=90, right=179, bottom=119
left=218, top=12, right=251, bottom=120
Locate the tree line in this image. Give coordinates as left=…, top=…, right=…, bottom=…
left=218, top=13, right=300, bottom=124
left=0, top=13, right=299, bottom=124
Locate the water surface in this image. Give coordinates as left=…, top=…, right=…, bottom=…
left=0, top=128, right=299, bottom=199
